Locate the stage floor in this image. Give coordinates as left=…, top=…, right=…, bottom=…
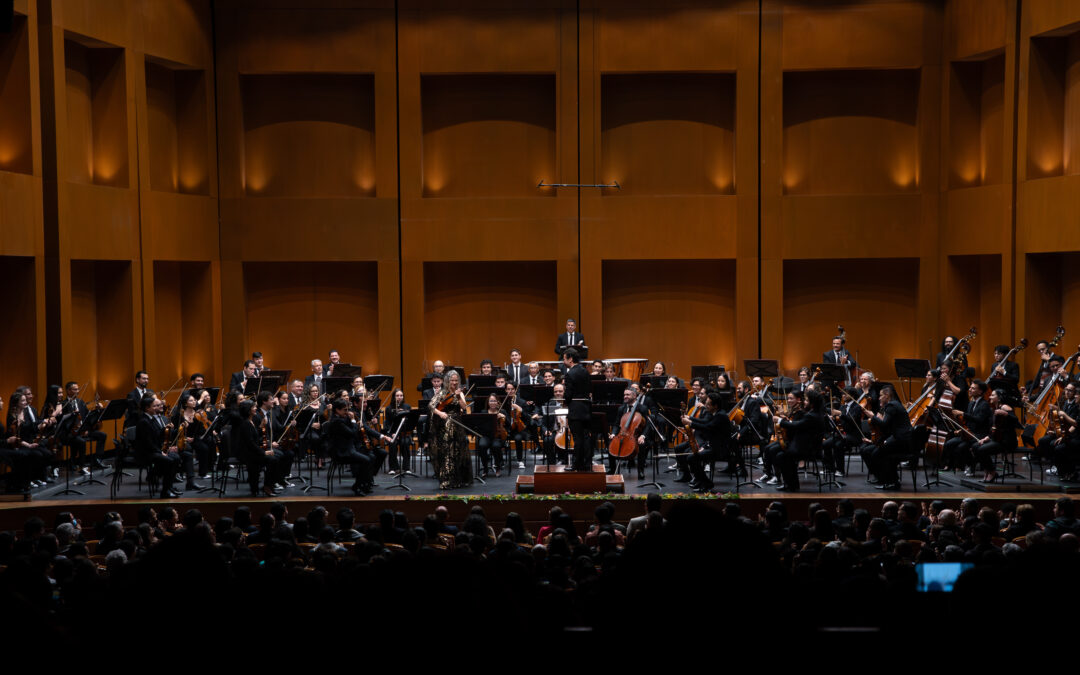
left=6, top=449, right=1074, bottom=504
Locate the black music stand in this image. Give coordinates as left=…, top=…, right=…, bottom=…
left=262, top=369, right=292, bottom=384
left=321, top=377, right=355, bottom=398
left=364, top=375, right=394, bottom=393
left=244, top=376, right=283, bottom=396
left=588, top=411, right=607, bottom=467
left=385, top=409, right=421, bottom=491
left=744, top=359, right=779, bottom=379
left=988, top=377, right=1022, bottom=407
left=73, top=404, right=109, bottom=488
left=647, top=387, right=690, bottom=480
left=178, top=387, right=221, bottom=405
left=98, top=399, right=132, bottom=483
left=895, top=358, right=931, bottom=404
left=811, top=363, right=847, bottom=394
left=446, top=366, right=466, bottom=383
left=468, top=374, right=496, bottom=388
left=471, top=386, right=505, bottom=404
left=460, top=413, right=496, bottom=485
left=518, top=384, right=554, bottom=409
left=328, top=363, right=361, bottom=379
left=592, top=381, right=627, bottom=405
left=639, top=375, right=668, bottom=389
left=691, top=364, right=725, bottom=381
left=771, top=376, right=794, bottom=395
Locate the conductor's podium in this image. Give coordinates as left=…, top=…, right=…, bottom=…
left=515, top=464, right=624, bottom=494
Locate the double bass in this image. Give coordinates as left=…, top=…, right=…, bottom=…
left=608, top=386, right=650, bottom=459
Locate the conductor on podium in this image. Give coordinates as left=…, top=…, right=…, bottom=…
left=562, top=347, right=592, bottom=470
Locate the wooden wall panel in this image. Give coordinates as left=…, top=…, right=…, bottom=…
left=241, top=73, right=375, bottom=197
left=782, top=259, right=920, bottom=383
left=0, top=257, right=39, bottom=397
left=422, top=261, right=557, bottom=373
left=243, top=261, right=382, bottom=379
left=601, top=259, right=736, bottom=377
left=0, top=14, right=33, bottom=174
left=67, top=260, right=134, bottom=399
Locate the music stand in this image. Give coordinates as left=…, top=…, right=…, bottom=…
left=811, top=363, right=847, bottom=393
left=364, top=374, right=394, bottom=395
left=470, top=386, right=505, bottom=404
left=518, top=384, right=554, bottom=409
left=446, top=366, right=466, bottom=383
left=461, top=413, right=496, bottom=485
left=771, top=377, right=794, bottom=395
left=895, top=358, right=931, bottom=405
left=639, top=375, right=668, bottom=389
left=243, top=376, right=283, bottom=396
left=691, top=365, right=725, bottom=381
left=592, top=381, right=627, bottom=405
left=94, top=399, right=132, bottom=482
left=262, top=369, right=292, bottom=384
left=328, top=363, right=361, bottom=379
left=587, top=411, right=607, bottom=468
left=321, top=377, right=355, bottom=398
left=744, top=359, right=779, bottom=380
left=386, top=409, right=422, bottom=491
left=468, top=374, right=496, bottom=388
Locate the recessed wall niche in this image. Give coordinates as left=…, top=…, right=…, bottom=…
left=944, top=255, right=1002, bottom=371
left=64, top=36, right=129, bottom=187
left=1024, top=253, right=1080, bottom=375
left=241, top=73, right=375, bottom=197
left=68, top=260, right=135, bottom=398
left=783, top=69, right=920, bottom=195
left=602, top=259, right=736, bottom=369
left=145, top=58, right=209, bottom=195
left=153, top=261, right=214, bottom=384
left=782, top=258, right=919, bottom=378
left=423, top=261, right=556, bottom=366
left=421, top=74, right=555, bottom=198
left=1026, top=31, right=1080, bottom=179
left=948, top=54, right=1005, bottom=188
left=0, top=14, right=33, bottom=175
left=243, top=261, right=380, bottom=374
left=601, top=73, right=735, bottom=196
left=0, top=256, right=37, bottom=397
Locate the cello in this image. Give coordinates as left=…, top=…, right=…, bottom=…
left=608, top=386, right=650, bottom=459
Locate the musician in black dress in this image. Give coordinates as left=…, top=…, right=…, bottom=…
left=477, top=394, right=507, bottom=477
left=562, top=348, right=592, bottom=470
left=867, top=385, right=913, bottom=490
left=383, top=388, right=412, bottom=474
left=972, top=389, right=1020, bottom=483
left=170, top=392, right=209, bottom=490
left=4, top=393, right=48, bottom=491
left=502, top=381, right=530, bottom=470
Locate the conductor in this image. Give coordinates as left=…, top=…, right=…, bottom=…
left=562, top=348, right=592, bottom=470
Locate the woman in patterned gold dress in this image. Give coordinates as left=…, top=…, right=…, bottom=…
left=428, top=370, right=471, bottom=489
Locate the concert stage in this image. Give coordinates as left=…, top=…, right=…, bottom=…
left=0, top=454, right=1073, bottom=533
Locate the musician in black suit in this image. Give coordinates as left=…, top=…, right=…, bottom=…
left=562, top=348, right=591, bottom=470
left=421, top=373, right=443, bottom=402
left=322, top=398, right=372, bottom=495
left=304, top=359, right=326, bottom=393
left=61, top=382, right=107, bottom=472
left=823, top=335, right=858, bottom=385
left=230, top=360, right=257, bottom=393
left=608, top=387, right=648, bottom=475
left=236, top=398, right=281, bottom=497
left=555, top=319, right=586, bottom=357
left=134, top=395, right=182, bottom=499
left=942, top=380, right=991, bottom=474
left=773, top=389, right=826, bottom=492
left=987, top=345, right=1021, bottom=383
left=824, top=387, right=870, bottom=476
left=1044, top=383, right=1080, bottom=479
left=867, top=385, right=913, bottom=490
left=506, top=349, right=527, bottom=385
left=680, top=391, right=734, bottom=492
left=252, top=351, right=268, bottom=374
left=125, top=371, right=151, bottom=428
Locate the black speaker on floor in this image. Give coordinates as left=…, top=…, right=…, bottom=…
left=0, top=0, right=12, bottom=34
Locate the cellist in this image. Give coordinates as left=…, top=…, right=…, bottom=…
left=608, top=387, right=647, bottom=477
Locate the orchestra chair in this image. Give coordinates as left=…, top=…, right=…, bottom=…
left=108, top=426, right=137, bottom=499
left=899, top=425, right=931, bottom=492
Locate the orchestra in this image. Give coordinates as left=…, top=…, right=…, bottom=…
left=4, top=319, right=1075, bottom=498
